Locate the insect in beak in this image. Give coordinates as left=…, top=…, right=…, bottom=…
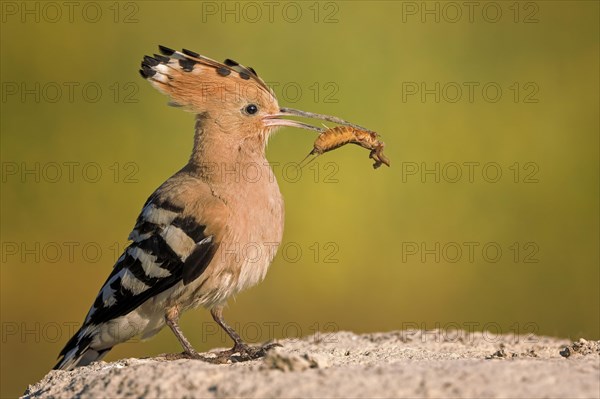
left=264, top=107, right=390, bottom=170
left=263, top=107, right=374, bottom=133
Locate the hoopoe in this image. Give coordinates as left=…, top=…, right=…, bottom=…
left=54, top=45, right=367, bottom=369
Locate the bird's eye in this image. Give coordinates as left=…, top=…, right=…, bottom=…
left=244, top=104, right=259, bottom=115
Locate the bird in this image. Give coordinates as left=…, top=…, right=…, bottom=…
left=54, top=45, right=362, bottom=370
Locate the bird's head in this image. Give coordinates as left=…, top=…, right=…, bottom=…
left=140, top=46, right=362, bottom=147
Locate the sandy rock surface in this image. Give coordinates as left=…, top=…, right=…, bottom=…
left=24, top=330, right=600, bottom=398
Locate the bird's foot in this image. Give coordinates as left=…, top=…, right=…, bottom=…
left=163, top=349, right=210, bottom=361
left=161, top=342, right=281, bottom=364
left=206, top=341, right=282, bottom=364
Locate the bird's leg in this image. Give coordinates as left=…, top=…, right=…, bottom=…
left=210, top=306, right=281, bottom=362
left=211, top=306, right=245, bottom=351
left=165, top=306, right=202, bottom=359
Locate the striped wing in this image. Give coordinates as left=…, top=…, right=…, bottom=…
left=56, top=194, right=218, bottom=369
left=85, top=196, right=217, bottom=325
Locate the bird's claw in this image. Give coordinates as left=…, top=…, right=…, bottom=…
left=232, top=342, right=282, bottom=362
left=163, top=342, right=281, bottom=364
left=165, top=350, right=213, bottom=361
left=207, top=341, right=282, bottom=364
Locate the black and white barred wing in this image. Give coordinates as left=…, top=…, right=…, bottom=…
left=54, top=197, right=218, bottom=370
left=87, top=199, right=217, bottom=325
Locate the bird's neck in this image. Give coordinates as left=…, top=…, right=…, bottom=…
left=185, top=114, right=271, bottom=185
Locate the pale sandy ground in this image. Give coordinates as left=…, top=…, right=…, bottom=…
left=23, top=330, right=599, bottom=398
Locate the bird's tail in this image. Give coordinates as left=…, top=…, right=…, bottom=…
left=53, top=327, right=112, bottom=370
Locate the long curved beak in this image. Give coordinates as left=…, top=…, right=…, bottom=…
left=263, top=107, right=373, bottom=133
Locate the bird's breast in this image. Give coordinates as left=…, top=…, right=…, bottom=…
left=196, top=160, right=285, bottom=300
left=226, top=169, right=284, bottom=293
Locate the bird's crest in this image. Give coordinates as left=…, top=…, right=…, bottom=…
left=139, top=46, right=275, bottom=112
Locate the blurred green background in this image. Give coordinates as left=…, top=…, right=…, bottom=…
left=1, top=1, right=598, bottom=397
